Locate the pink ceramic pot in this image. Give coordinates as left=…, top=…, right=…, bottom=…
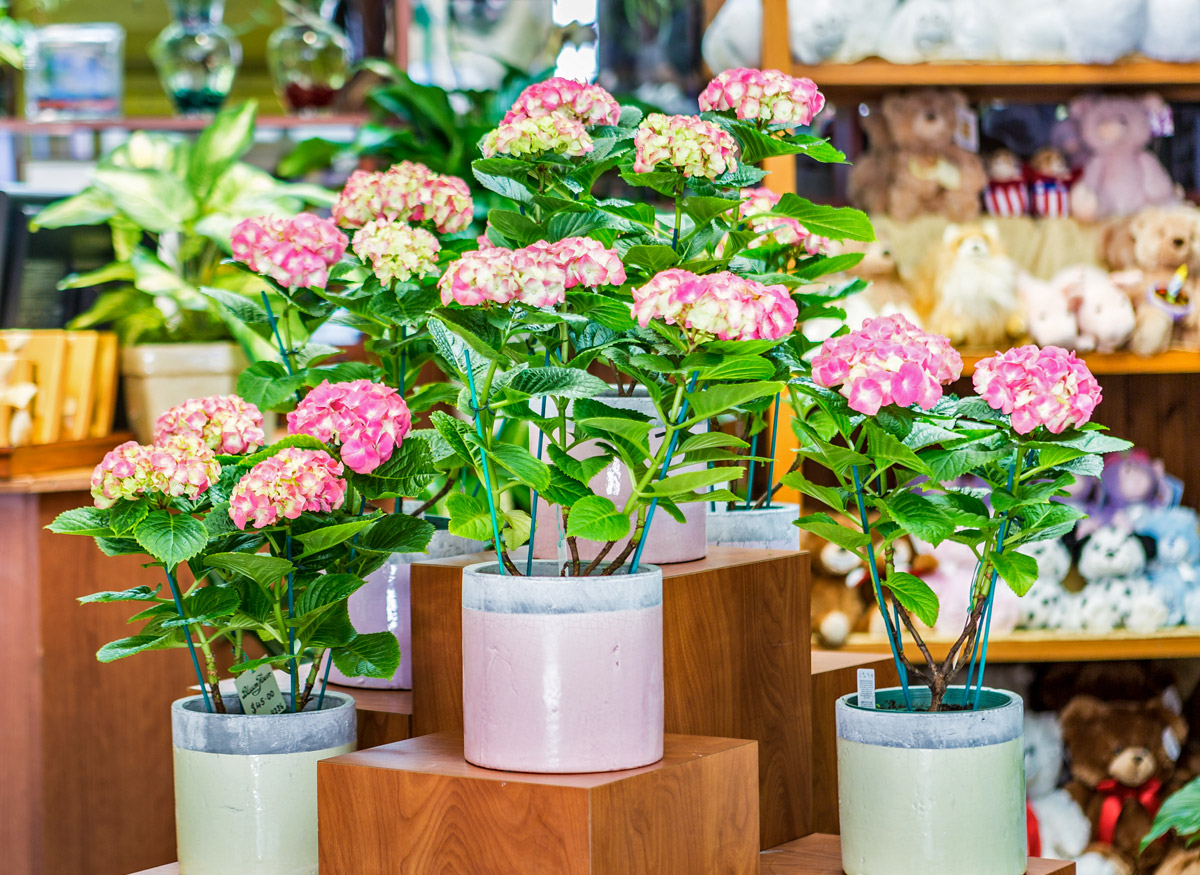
left=327, top=527, right=484, bottom=690
left=462, top=559, right=664, bottom=773
left=531, top=389, right=706, bottom=565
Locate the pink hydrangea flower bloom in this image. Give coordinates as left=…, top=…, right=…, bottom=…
left=631, top=269, right=797, bottom=341
left=438, top=248, right=521, bottom=306
left=332, top=162, right=474, bottom=234
left=439, top=238, right=624, bottom=308
left=810, top=315, right=963, bottom=415
left=353, top=219, right=441, bottom=285
left=228, top=448, right=346, bottom=529
left=287, top=380, right=412, bottom=475
left=91, top=435, right=220, bottom=509
left=503, top=78, right=621, bottom=127
left=632, top=113, right=738, bottom=180
left=481, top=114, right=594, bottom=159
left=153, top=394, right=266, bottom=455
left=231, top=213, right=348, bottom=290
left=973, top=345, right=1102, bottom=435
left=699, top=68, right=825, bottom=127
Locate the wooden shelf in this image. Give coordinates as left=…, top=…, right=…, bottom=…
left=958, top=349, right=1200, bottom=376
left=0, top=114, right=367, bottom=136
left=761, top=834, right=1074, bottom=874
left=835, top=628, right=1200, bottom=663
left=792, top=57, right=1200, bottom=100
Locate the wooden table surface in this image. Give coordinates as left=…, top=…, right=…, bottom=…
left=760, top=834, right=1075, bottom=874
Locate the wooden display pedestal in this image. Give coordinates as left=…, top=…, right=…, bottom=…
left=760, top=835, right=1076, bottom=874
left=318, top=731, right=760, bottom=875
left=326, top=684, right=412, bottom=749
left=411, top=546, right=810, bottom=849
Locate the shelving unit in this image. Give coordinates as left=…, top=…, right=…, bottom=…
left=836, top=628, right=1200, bottom=663
left=0, top=114, right=368, bottom=135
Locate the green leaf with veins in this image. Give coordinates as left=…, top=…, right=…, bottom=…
left=795, top=512, right=871, bottom=550
left=566, top=495, right=631, bottom=542
left=134, top=511, right=208, bottom=567
left=333, top=631, right=401, bottom=679
left=883, top=571, right=939, bottom=627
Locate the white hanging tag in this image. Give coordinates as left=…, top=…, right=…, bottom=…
left=857, top=668, right=876, bottom=709
left=235, top=664, right=288, bottom=715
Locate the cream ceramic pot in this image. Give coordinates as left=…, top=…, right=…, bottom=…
left=171, top=693, right=355, bottom=875
left=837, top=687, right=1026, bottom=875
left=707, top=503, right=800, bottom=551
left=462, top=559, right=664, bottom=773
left=121, top=342, right=244, bottom=442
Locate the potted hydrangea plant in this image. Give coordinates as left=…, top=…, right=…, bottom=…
left=49, top=385, right=434, bottom=875
left=784, top=317, right=1131, bottom=875
left=413, top=70, right=869, bottom=773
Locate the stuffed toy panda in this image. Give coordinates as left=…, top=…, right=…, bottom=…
left=1017, top=540, right=1073, bottom=630
left=1074, top=526, right=1168, bottom=633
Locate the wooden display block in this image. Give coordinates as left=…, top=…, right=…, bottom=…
left=327, top=684, right=412, bottom=749
left=411, top=546, right=810, bottom=849
left=809, top=650, right=900, bottom=835
left=319, top=732, right=759, bottom=875
left=128, top=866, right=177, bottom=874
left=760, top=834, right=1076, bottom=874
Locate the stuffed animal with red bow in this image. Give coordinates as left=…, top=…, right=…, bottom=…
left=1060, top=693, right=1190, bottom=875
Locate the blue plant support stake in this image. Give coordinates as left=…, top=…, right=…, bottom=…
left=763, top=393, right=781, bottom=510
left=851, top=465, right=912, bottom=711
left=526, top=350, right=552, bottom=576
left=463, top=349, right=507, bottom=572
left=744, top=433, right=759, bottom=509
left=165, top=567, right=212, bottom=713
left=966, top=460, right=1018, bottom=709
left=286, top=530, right=299, bottom=711
left=631, top=372, right=699, bottom=573
left=260, top=291, right=295, bottom=376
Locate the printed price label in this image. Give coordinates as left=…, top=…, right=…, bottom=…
left=857, top=668, right=876, bottom=710
left=235, top=665, right=288, bottom=715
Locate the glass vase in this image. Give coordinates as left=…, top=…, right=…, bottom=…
left=267, top=0, right=350, bottom=114
left=149, top=0, right=240, bottom=116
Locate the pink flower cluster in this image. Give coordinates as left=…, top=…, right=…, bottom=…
left=353, top=219, right=440, bottom=285
left=153, top=394, right=266, bottom=455
left=287, top=379, right=412, bottom=475
left=633, top=113, right=737, bottom=180
left=630, top=269, right=797, bottom=341
left=228, top=448, right=346, bottom=529
left=503, top=77, right=621, bottom=127
left=811, top=315, right=963, bottom=416
left=739, top=187, right=829, bottom=254
left=332, top=162, right=474, bottom=234
left=231, top=213, right=348, bottom=290
left=481, top=114, right=593, bottom=160
left=91, top=435, right=220, bottom=509
left=699, top=68, right=825, bottom=127
left=438, top=237, right=625, bottom=308
left=973, top=345, right=1102, bottom=435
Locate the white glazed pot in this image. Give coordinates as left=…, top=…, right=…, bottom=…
left=462, top=559, right=664, bottom=773
left=531, top=387, right=706, bottom=564
left=121, top=342, right=244, bottom=442
left=327, top=525, right=485, bottom=690
left=837, top=687, right=1026, bottom=875
left=707, top=503, right=799, bottom=551
left=171, top=693, right=356, bottom=875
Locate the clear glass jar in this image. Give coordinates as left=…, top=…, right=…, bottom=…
left=266, top=0, right=350, bottom=114
left=149, top=0, right=240, bottom=115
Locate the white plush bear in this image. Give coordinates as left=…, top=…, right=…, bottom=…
left=1052, top=590, right=1087, bottom=632
left=878, top=0, right=955, bottom=64
left=997, top=0, right=1069, bottom=61
left=949, top=0, right=998, bottom=60
left=1143, top=0, right=1200, bottom=61
left=1017, top=540, right=1074, bottom=630
left=1025, top=712, right=1093, bottom=863
left=702, top=0, right=761, bottom=73
left=788, top=0, right=851, bottom=65
left=830, top=0, right=899, bottom=62
left=1061, top=0, right=1146, bottom=64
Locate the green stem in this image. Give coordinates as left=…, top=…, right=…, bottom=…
left=672, top=181, right=684, bottom=251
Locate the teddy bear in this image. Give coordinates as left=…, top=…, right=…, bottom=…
left=1068, top=94, right=1179, bottom=222
left=1020, top=273, right=1084, bottom=351
left=802, top=528, right=874, bottom=648
left=1026, top=711, right=1094, bottom=863
left=787, top=0, right=850, bottom=65
left=1060, top=693, right=1190, bottom=875
left=1098, top=451, right=1183, bottom=520
left=831, top=0, right=899, bottom=63
left=984, top=149, right=1030, bottom=217
left=1129, top=505, right=1200, bottom=626
left=997, top=0, right=1069, bottom=61
left=1073, top=524, right=1167, bottom=633
left=1055, top=265, right=1137, bottom=353
left=1142, top=0, right=1200, bottom=63
left=1061, top=0, right=1146, bottom=64
left=871, top=89, right=987, bottom=222
left=848, top=103, right=893, bottom=217
left=1017, top=539, right=1075, bottom=630
left=918, top=221, right=1025, bottom=347
left=877, top=0, right=955, bottom=64
left=1029, top=146, right=1075, bottom=218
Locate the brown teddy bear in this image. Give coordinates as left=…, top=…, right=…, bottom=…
left=848, top=102, right=893, bottom=217
left=849, top=89, right=987, bottom=222
left=803, top=528, right=873, bottom=648
left=1060, top=694, right=1190, bottom=875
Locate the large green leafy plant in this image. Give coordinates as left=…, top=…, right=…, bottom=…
left=32, top=101, right=334, bottom=348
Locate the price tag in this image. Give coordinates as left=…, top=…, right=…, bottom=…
left=857, top=668, right=876, bottom=710
left=235, top=665, right=288, bottom=715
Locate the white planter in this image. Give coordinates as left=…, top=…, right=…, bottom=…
left=171, top=692, right=355, bottom=875
left=837, top=687, right=1026, bottom=875
left=121, top=342, right=244, bottom=442
left=531, top=388, right=706, bottom=565
left=327, top=524, right=485, bottom=690
left=462, top=559, right=664, bottom=773
left=707, top=503, right=799, bottom=551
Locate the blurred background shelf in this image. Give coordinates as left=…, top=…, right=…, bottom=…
left=0, top=114, right=369, bottom=136
left=959, top=349, right=1200, bottom=376
left=834, top=628, right=1200, bottom=663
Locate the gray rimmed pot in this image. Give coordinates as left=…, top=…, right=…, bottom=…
left=171, top=692, right=356, bottom=875
left=706, top=502, right=800, bottom=551
left=461, top=559, right=664, bottom=773
left=530, top=386, right=707, bottom=564
left=837, top=687, right=1026, bottom=875
left=327, top=520, right=485, bottom=690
